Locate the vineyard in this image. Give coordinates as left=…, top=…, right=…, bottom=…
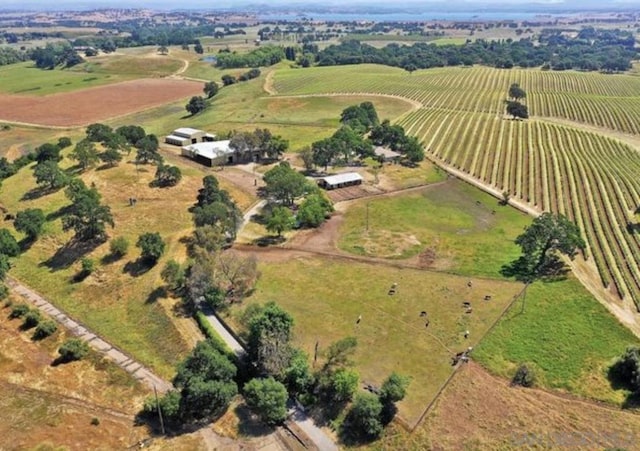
left=272, top=64, right=640, bottom=308
left=273, top=65, right=640, bottom=134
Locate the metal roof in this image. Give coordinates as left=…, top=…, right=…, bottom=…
left=374, top=146, right=402, bottom=159
left=321, top=172, right=363, bottom=185
left=183, top=141, right=233, bottom=159
left=173, top=127, right=204, bottom=136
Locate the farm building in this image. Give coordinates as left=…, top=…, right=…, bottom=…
left=317, top=172, right=363, bottom=190
left=181, top=141, right=233, bottom=167
left=374, top=146, right=402, bottom=162
left=181, top=141, right=263, bottom=166
left=165, top=128, right=216, bottom=146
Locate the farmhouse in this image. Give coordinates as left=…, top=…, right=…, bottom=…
left=374, top=146, right=402, bottom=163
left=317, top=172, right=363, bottom=190
left=165, top=128, right=216, bottom=146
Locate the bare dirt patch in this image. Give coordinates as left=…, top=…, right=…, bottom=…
left=0, top=78, right=203, bottom=127
left=399, top=362, right=640, bottom=450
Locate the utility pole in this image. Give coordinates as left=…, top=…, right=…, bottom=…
left=154, top=384, right=165, bottom=435
left=366, top=202, right=370, bottom=231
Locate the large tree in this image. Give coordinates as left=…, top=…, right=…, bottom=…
left=33, top=161, right=68, bottom=190
left=243, top=377, right=289, bottom=425
left=186, top=96, right=207, bottom=115
left=263, top=162, right=312, bottom=205
left=203, top=81, right=219, bottom=98
left=14, top=208, right=46, bottom=240
left=266, top=206, right=295, bottom=236
left=70, top=139, right=100, bottom=170
left=341, top=392, right=384, bottom=442
left=505, top=100, right=529, bottom=120
left=247, top=301, right=294, bottom=377
left=508, top=82, right=526, bottom=101
left=135, top=134, right=163, bottom=165
left=62, top=179, right=114, bottom=242
left=136, top=232, right=165, bottom=265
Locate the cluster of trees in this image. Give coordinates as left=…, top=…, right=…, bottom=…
left=504, top=83, right=529, bottom=120
left=314, top=34, right=637, bottom=73
left=144, top=338, right=238, bottom=425
left=262, top=162, right=334, bottom=235
left=229, top=128, right=288, bottom=161
left=241, top=302, right=409, bottom=441
left=8, top=302, right=58, bottom=340
left=221, top=68, right=261, bottom=86
left=216, top=45, right=284, bottom=69
left=369, top=120, right=425, bottom=163
left=0, top=47, right=28, bottom=66
left=306, top=102, right=424, bottom=170
left=30, top=42, right=84, bottom=69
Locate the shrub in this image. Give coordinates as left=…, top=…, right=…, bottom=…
left=512, top=363, right=535, bottom=387
left=58, top=338, right=89, bottom=362
left=0, top=283, right=8, bottom=301
left=109, top=236, right=129, bottom=258
left=90, top=417, right=100, bottom=426
left=33, top=320, right=57, bottom=340
left=22, top=310, right=41, bottom=329
left=81, top=258, right=95, bottom=275
left=136, top=232, right=165, bottom=265
left=9, top=303, right=30, bottom=319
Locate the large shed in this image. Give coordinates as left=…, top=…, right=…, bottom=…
left=165, top=128, right=216, bottom=146
left=182, top=140, right=233, bottom=167
left=317, top=172, right=363, bottom=190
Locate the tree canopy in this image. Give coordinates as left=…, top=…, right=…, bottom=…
left=263, top=162, right=312, bottom=205
left=62, top=179, right=114, bottom=242
left=247, top=301, right=294, bottom=377
left=243, top=377, right=289, bottom=425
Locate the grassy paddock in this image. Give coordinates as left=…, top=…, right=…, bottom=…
left=226, top=256, right=522, bottom=424
left=473, top=277, right=640, bottom=404
left=338, top=179, right=531, bottom=277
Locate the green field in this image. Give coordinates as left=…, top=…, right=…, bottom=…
left=0, top=52, right=183, bottom=96
left=108, top=69, right=416, bottom=150
left=474, top=277, right=640, bottom=404
left=226, top=257, right=522, bottom=424
left=339, top=180, right=531, bottom=277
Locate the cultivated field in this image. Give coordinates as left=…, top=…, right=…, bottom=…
left=0, top=78, right=203, bottom=127
left=270, top=64, right=640, bottom=310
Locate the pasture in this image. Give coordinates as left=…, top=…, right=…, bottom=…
left=338, top=179, right=531, bottom=278
left=226, top=255, right=523, bottom=425
left=271, top=63, right=640, bottom=309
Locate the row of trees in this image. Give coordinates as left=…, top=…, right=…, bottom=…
left=187, top=70, right=262, bottom=116
left=215, top=45, right=285, bottom=69
left=314, top=35, right=636, bottom=73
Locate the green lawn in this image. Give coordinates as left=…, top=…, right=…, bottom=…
left=225, top=257, right=522, bottom=425
left=474, top=277, right=640, bottom=404
left=338, top=179, right=531, bottom=277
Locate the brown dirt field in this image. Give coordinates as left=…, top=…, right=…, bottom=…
left=0, top=78, right=203, bottom=127
left=380, top=362, right=640, bottom=450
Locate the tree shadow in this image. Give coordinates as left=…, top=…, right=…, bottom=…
left=252, top=235, right=285, bottom=247
left=123, top=259, right=153, bottom=277
left=146, top=286, right=167, bottom=304
left=627, top=222, right=640, bottom=234
left=46, top=204, right=74, bottom=222
left=18, top=237, right=35, bottom=253
left=234, top=404, right=275, bottom=437
left=41, top=239, right=101, bottom=271
left=100, top=252, right=122, bottom=265
left=606, top=359, right=640, bottom=409
left=21, top=186, right=54, bottom=201
left=71, top=270, right=91, bottom=283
